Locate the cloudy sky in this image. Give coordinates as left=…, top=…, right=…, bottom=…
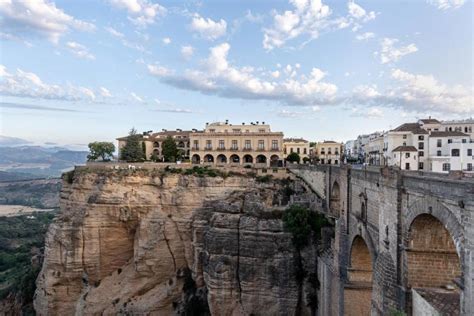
left=0, top=0, right=472, bottom=147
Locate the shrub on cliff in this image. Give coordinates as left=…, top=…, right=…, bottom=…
left=283, top=204, right=330, bottom=249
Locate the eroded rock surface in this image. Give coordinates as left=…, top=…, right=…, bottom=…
left=34, top=168, right=317, bottom=315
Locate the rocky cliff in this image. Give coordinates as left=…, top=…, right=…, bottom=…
left=34, top=167, right=319, bottom=315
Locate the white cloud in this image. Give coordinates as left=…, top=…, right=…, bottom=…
left=181, top=45, right=194, bottom=59
left=351, top=69, right=473, bottom=114
left=130, top=92, right=144, bottom=102
left=355, top=32, right=375, bottom=41
left=108, top=0, right=166, bottom=27
left=367, top=107, right=383, bottom=118
left=66, top=41, right=95, bottom=60
left=428, top=0, right=465, bottom=10
left=105, top=26, right=124, bottom=38
left=190, top=14, right=227, bottom=40
left=350, top=107, right=384, bottom=118
left=271, top=70, right=281, bottom=78
left=263, top=0, right=376, bottom=50
left=99, top=87, right=112, bottom=97
left=147, top=42, right=337, bottom=106
left=162, top=37, right=171, bottom=44
left=0, top=65, right=97, bottom=101
left=277, top=105, right=320, bottom=118
left=0, top=0, right=95, bottom=43
left=378, top=38, right=418, bottom=64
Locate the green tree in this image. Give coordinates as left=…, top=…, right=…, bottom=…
left=286, top=152, right=301, bottom=163
left=120, top=128, right=144, bottom=162
left=87, top=142, right=115, bottom=161
left=283, top=205, right=330, bottom=249
left=309, top=142, right=317, bottom=148
left=162, top=136, right=179, bottom=162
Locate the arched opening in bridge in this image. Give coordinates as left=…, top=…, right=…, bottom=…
left=406, top=214, right=461, bottom=314
left=216, top=154, right=227, bottom=164
left=344, top=236, right=373, bottom=316
left=203, top=154, right=214, bottom=163
left=243, top=155, right=253, bottom=164
left=330, top=181, right=341, bottom=217
left=270, top=155, right=280, bottom=167
left=230, top=154, right=240, bottom=164
left=191, top=154, right=200, bottom=164
left=256, top=155, right=267, bottom=164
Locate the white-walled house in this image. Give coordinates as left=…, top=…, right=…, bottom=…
left=428, top=131, right=474, bottom=173
left=392, top=146, right=419, bottom=170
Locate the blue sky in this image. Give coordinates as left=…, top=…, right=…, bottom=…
left=0, top=0, right=472, bottom=148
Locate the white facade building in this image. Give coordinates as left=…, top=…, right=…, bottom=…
left=428, top=131, right=474, bottom=173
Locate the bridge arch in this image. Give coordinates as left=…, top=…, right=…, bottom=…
left=344, top=235, right=374, bottom=316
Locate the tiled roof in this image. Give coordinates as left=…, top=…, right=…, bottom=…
left=392, top=123, right=429, bottom=134
left=392, top=145, right=417, bottom=152
left=430, top=131, right=468, bottom=137
left=420, top=118, right=441, bottom=124
left=284, top=138, right=308, bottom=143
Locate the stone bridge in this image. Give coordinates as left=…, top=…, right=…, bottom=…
left=288, top=164, right=474, bottom=316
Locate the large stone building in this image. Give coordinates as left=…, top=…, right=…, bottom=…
left=283, top=138, right=310, bottom=161
left=189, top=121, right=284, bottom=167
left=315, top=141, right=343, bottom=165
left=117, top=129, right=194, bottom=161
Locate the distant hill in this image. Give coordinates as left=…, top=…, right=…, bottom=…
left=0, top=146, right=88, bottom=177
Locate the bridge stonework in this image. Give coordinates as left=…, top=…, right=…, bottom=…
left=289, top=165, right=474, bottom=316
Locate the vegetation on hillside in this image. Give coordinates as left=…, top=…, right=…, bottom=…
left=0, top=211, right=57, bottom=313
left=283, top=204, right=331, bottom=249
left=0, top=180, right=61, bottom=208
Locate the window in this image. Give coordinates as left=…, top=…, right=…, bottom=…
left=303, top=148, right=307, bottom=154
left=328, top=149, right=332, bottom=155
left=403, top=142, right=407, bottom=146
left=206, top=140, right=212, bottom=149
left=419, top=151, right=424, bottom=157
left=335, top=160, right=338, bottom=165
left=321, top=159, right=325, bottom=164
left=418, top=135, right=424, bottom=140
left=437, top=139, right=442, bottom=147
left=328, top=159, right=332, bottom=165
left=451, top=149, right=460, bottom=157
left=321, top=147, right=325, bottom=154
left=193, top=140, right=199, bottom=149
left=290, top=148, right=294, bottom=153
left=218, top=140, right=225, bottom=149
left=448, top=139, right=452, bottom=144
left=258, top=129, right=265, bottom=133
left=405, top=153, right=410, bottom=158
left=442, top=163, right=450, bottom=171
left=209, top=129, right=215, bottom=133
left=272, top=140, right=278, bottom=150
left=245, top=140, right=251, bottom=149
left=403, top=134, right=407, bottom=139
left=297, top=148, right=300, bottom=154
left=405, top=163, right=410, bottom=170
left=231, top=140, right=238, bottom=150
left=468, top=149, right=472, bottom=156
left=419, top=162, right=424, bottom=170
left=467, top=163, right=473, bottom=171
left=437, top=150, right=442, bottom=156
left=233, top=129, right=241, bottom=133
left=418, top=142, right=424, bottom=150
left=462, top=139, right=467, bottom=143
left=258, top=140, right=264, bottom=150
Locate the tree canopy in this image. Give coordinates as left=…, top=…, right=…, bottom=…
left=161, top=136, right=180, bottom=162
left=120, top=128, right=144, bottom=162
left=87, top=142, right=115, bottom=161
left=286, top=152, right=301, bottom=163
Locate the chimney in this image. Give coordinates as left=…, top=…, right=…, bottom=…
left=256, top=121, right=259, bottom=124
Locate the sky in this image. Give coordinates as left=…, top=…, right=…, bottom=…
left=0, top=0, right=472, bottom=148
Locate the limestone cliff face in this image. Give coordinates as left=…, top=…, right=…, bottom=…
left=34, top=168, right=317, bottom=315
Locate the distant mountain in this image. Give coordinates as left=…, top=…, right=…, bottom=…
left=0, top=135, right=32, bottom=147
left=0, top=146, right=88, bottom=177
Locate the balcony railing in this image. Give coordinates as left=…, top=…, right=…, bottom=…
left=205, top=146, right=212, bottom=150
left=230, top=147, right=239, bottom=151
left=217, top=147, right=226, bottom=151
left=192, top=147, right=199, bottom=150
left=270, top=147, right=280, bottom=151
left=243, top=147, right=252, bottom=151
